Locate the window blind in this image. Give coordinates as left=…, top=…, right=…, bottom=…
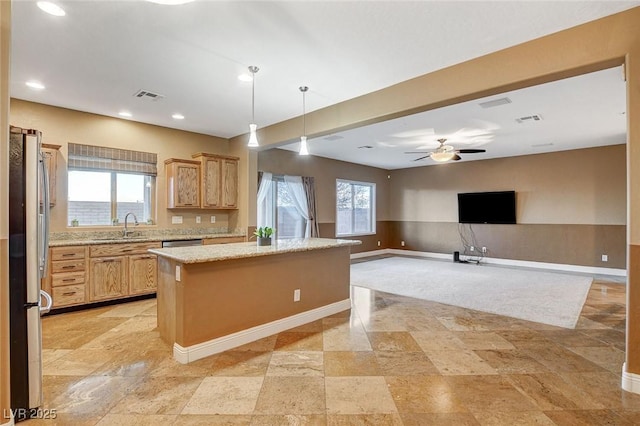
left=68, top=143, right=157, bottom=176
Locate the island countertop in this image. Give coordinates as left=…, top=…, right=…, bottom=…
left=149, top=237, right=361, bottom=264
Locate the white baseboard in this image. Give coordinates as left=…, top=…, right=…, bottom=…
left=173, top=299, right=352, bottom=364
left=352, top=248, right=627, bottom=277
left=351, top=249, right=388, bottom=259
left=622, top=363, right=640, bottom=394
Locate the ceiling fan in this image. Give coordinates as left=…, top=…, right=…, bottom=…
left=405, top=138, right=486, bottom=162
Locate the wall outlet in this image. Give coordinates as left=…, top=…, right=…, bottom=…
left=602, top=254, right=608, bottom=262
left=210, top=215, right=216, bottom=223
left=172, top=216, right=183, bottom=224
left=293, top=289, right=301, bottom=302
left=196, top=216, right=201, bottom=224
left=470, top=246, right=475, bottom=252
left=377, top=241, right=381, bottom=247
left=401, top=241, right=405, bottom=247
left=482, top=247, right=487, bottom=253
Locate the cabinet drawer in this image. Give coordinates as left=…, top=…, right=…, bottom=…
left=51, top=246, right=86, bottom=261
left=52, top=284, right=86, bottom=307
left=51, top=271, right=86, bottom=287
left=51, top=258, right=85, bottom=273
left=90, top=242, right=162, bottom=257
left=203, top=237, right=245, bottom=245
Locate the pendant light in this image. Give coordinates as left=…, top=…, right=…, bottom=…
left=247, top=66, right=259, bottom=148
left=299, top=86, right=309, bottom=156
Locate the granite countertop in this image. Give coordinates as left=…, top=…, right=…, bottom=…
left=48, top=231, right=245, bottom=247
left=149, top=238, right=362, bottom=264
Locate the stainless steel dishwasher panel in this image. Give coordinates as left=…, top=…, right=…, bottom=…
left=161, top=239, right=203, bottom=248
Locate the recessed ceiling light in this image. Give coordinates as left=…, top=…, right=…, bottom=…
left=238, top=74, right=253, bottom=82
left=146, top=0, right=194, bottom=5
left=172, top=113, right=185, bottom=120
left=26, top=81, right=45, bottom=90
left=36, top=2, right=66, bottom=16
left=118, top=111, right=132, bottom=118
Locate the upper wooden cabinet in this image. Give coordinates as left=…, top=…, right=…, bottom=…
left=165, top=158, right=200, bottom=208
left=41, top=143, right=61, bottom=207
left=192, top=153, right=239, bottom=209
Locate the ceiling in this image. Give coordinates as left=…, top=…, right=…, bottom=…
left=279, top=66, right=627, bottom=169
left=10, top=1, right=638, bottom=169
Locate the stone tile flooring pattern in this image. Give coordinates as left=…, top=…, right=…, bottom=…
left=24, top=259, right=636, bottom=425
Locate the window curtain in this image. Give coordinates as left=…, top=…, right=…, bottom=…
left=284, top=175, right=312, bottom=238
left=302, top=176, right=320, bottom=237
left=257, top=171, right=273, bottom=229
left=68, top=143, right=157, bottom=176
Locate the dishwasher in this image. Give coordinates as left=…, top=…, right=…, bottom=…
left=161, top=239, right=203, bottom=248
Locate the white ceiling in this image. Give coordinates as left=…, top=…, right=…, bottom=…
left=10, top=0, right=638, bottom=169
left=279, top=66, right=627, bottom=169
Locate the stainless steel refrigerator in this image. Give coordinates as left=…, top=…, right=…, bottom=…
left=9, top=126, right=52, bottom=422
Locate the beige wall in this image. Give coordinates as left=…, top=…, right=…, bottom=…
left=387, top=145, right=627, bottom=267
left=0, top=1, right=10, bottom=422
left=390, top=145, right=626, bottom=225
left=10, top=99, right=242, bottom=233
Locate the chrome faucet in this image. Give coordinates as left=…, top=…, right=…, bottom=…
left=123, top=212, right=138, bottom=238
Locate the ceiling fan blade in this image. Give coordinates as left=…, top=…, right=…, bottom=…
left=413, top=155, right=431, bottom=161
left=451, top=154, right=462, bottom=161
left=404, top=151, right=431, bottom=154
left=457, top=149, right=486, bottom=154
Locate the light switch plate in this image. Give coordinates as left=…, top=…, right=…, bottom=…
left=175, top=265, right=181, bottom=282
left=172, top=216, right=183, bottom=224
left=210, top=216, right=216, bottom=223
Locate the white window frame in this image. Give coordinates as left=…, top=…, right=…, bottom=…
left=335, top=178, right=376, bottom=237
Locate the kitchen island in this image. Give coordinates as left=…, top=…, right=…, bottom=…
left=149, top=238, right=361, bottom=363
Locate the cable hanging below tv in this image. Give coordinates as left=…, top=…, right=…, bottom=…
left=457, top=190, right=516, bottom=224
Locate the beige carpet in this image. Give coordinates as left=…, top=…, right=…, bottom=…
left=351, top=257, right=592, bottom=328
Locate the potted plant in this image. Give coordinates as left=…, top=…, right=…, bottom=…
left=254, top=226, right=274, bottom=246
left=71, top=218, right=79, bottom=227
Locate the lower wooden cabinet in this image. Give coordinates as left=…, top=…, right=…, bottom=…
left=129, top=254, right=158, bottom=295
left=47, top=245, right=88, bottom=308
left=89, top=256, right=128, bottom=301
left=46, top=241, right=162, bottom=310
left=203, top=236, right=245, bottom=245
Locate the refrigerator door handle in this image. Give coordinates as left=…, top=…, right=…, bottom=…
left=38, top=140, right=50, bottom=278
left=39, top=289, right=52, bottom=315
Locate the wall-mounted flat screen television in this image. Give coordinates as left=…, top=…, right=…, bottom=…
left=457, top=190, right=516, bottom=224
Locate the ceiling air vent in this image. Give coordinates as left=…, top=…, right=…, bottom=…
left=478, top=97, right=512, bottom=109
left=516, top=114, right=543, bottom=124
left=324, top=135, right=344, bottom=141
left=133, top=89, right=165, bottom=101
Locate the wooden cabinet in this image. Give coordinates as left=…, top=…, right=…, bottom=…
left=89, top=257, right=128, bottom=301
left=47, top=245, right=88, bottom=308
left=46, top=241, right=161, bottom=310
left=89, top=241, right=161, bottom=302
left=41, top=143, right=61, bottom=207
left=192, top=153, right=239, bottom=209
left=129, top=254, right=158, bottom=295
left=203, top=236, right=245, bottom=245
left=165, top=159, right=200, bottom=208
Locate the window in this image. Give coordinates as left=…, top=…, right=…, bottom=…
left=274, top=177, right=306, bottom=239
left=68, top=171, right=154, bottom=226
left=67, top=143, right=157, bottom=227
left=336, top=179, right=376, bottom=236
left=257, top=173, right=308, bottom=239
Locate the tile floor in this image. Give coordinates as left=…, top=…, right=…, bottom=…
left=24, top=257, right=637, bottom=425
